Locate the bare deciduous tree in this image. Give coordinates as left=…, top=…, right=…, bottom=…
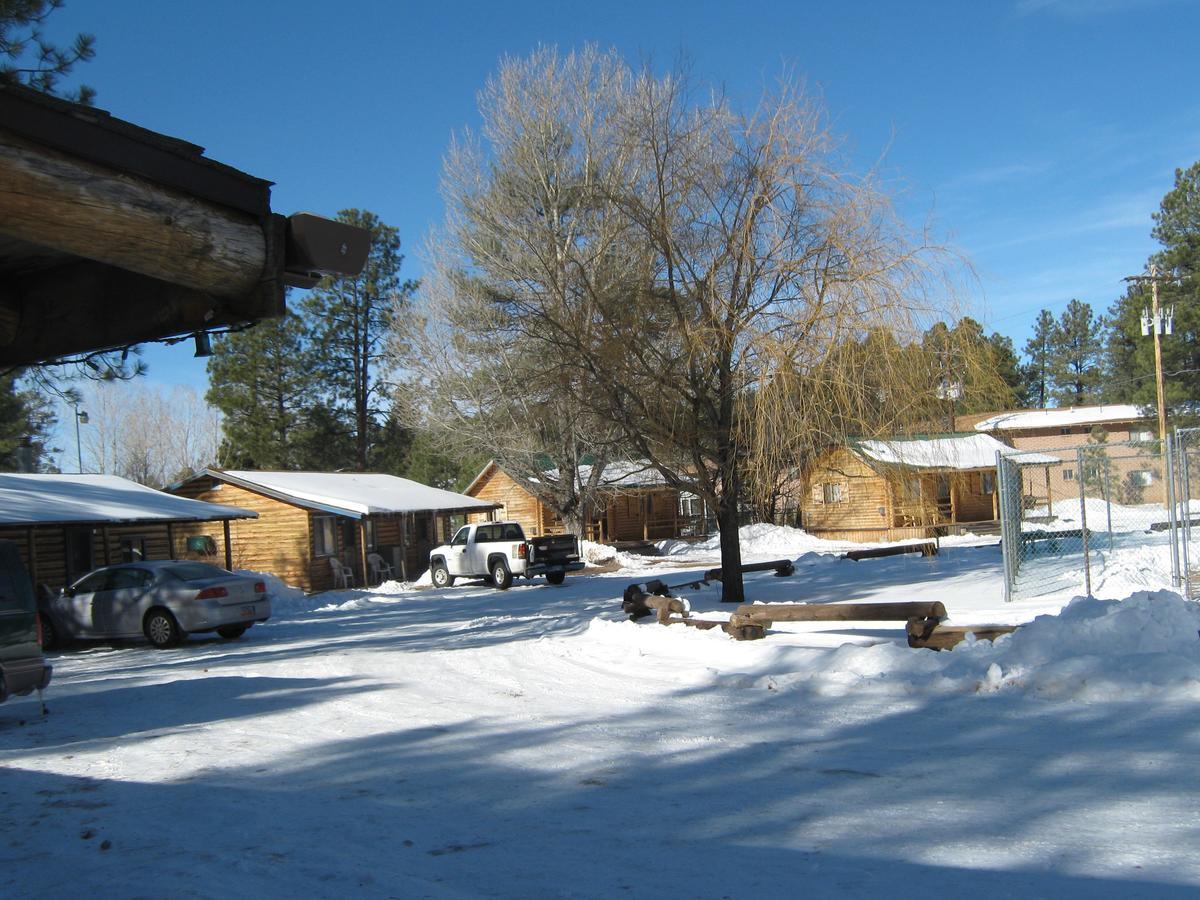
left=427, top=47, right=972, bottom=601
left=80, top=383, right=221, bottom=486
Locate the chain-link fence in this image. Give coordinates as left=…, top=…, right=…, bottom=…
left=1171, top=427, right=1200, bottom=599
left=998, top=437, right=1181, bottom=602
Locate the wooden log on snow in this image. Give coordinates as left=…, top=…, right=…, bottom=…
left=734, top=601, right=947, bottom=623
left=723, top=622, right=767, bottom=641
left=704, top=559, right=795, bottom=581
left=843, top=542, right=937, bottom=562
left=907, top=622, right=1016, bottom=651
left=622, top=590, right=686, bottom=623
left=661, top=616, right=722, bottom=630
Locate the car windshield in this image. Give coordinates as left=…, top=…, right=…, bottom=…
left=164, top=563, right=231, bottom=582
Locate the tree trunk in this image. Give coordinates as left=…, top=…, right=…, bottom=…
left=717, top=466, right=745, bottom=604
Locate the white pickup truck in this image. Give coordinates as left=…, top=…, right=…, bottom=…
left=429, top=521, right=585, bottom=589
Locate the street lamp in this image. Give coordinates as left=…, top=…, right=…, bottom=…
left=73, top=403, right=89, bottom=473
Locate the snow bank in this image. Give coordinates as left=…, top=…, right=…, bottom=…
left=658, top=523, right=845, bottom=559
left=762, top=591, right=1200, bottom=703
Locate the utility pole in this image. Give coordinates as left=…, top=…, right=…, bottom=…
left=1124, top=265, right=1175, bottom=443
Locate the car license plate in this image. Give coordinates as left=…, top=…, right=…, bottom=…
left=240, top=604, right=256, bottom=618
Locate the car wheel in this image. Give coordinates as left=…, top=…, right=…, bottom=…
left=546, top=572, right=566, bottom=586
left=144, top=609, right=184, bottom=648
left=431, top=563, right=454, bottom=588
left=38, top=613, right=58, bottom=650
left=490, top=560, right=513, bottom=590
left=217, top=625, right=248, bottom=639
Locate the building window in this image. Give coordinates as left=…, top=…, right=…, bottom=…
left=363, top=519, right=377, bottom=550
left=679, top=492, right=702, bottom=517
left=981, top=473, right=996, bottom=495
left=1130, top=428, right=1155, bottom=442
left=313, top=515, right=337, bottom=557
left=822, top=482, right=844, bottom=504
left=119, top=536, right=148, bottom=563
left=1063, top=469, right=1075, bottom=482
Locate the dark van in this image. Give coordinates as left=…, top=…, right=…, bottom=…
left=0, top=540, right=52, bottom=704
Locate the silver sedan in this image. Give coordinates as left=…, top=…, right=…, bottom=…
left=40, top=561, right=272, bottom=649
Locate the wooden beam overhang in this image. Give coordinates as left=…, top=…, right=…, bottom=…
left=0, top=83, right=367, bottom=367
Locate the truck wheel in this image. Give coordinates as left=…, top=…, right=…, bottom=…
left=490, top=560, right=513, bottom=590
left=546, top=572, right=566, bottom=586
left=431, top=563, right=454, bottom=588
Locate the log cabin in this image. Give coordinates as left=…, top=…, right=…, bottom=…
left=464, top=460, right=706, bottom=544
left=169, top=470, right=499, bottom=592
left=800, top=434, right=1057, bottom=542
left=0, top=473, right=256, bottom=592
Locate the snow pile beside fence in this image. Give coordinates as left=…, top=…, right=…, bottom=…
left=748, top=591, right=1200, bottom=703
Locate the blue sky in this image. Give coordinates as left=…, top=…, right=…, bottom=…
left=45, top=0, right=1200, bottom=392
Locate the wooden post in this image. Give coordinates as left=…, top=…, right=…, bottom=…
left=26, top=526, right=37, bottom=587
left=642, top=495, right=649, bottom=541
left=359, top=519, right=370, bottom=586
left=223, top=519, right=233, bottom=571
left=101, top=525, right=111, bottom=566
left=166, top=522, right=175, bottom=560
left=399, top=513, right=409, bottom=582
left=1150, top=264, right=1168, bottom=443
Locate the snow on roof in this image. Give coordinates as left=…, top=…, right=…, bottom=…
left=855, top=434, right=1059, bottom=470
left=974, top=405, right=1147, bottom=432
left=215, top=470, right=498, bottom=518
left=583, top=461, right=671, bottom=488
left=472, top=459, right=674, bottom=494
left=0, top=474, right=256, bottom=525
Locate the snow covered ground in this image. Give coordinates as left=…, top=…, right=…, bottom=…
left=3, top=526, right=1200, bottom=898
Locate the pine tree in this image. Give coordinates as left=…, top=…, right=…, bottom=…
left=1049, top=299, right=1105, bottom=406
left=1022, top=309, right=1055, bottom=408
left=0, top=0, right=96, bottom=103
left=1105, top=160, right=1200, bottom=416
left=0, top=372, right=57, bottom=471
left=302, top=210, right=417, bottom=471
left=206, top=313, right=317, bottom=469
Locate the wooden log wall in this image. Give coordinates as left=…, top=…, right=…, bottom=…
left=466, top=466, right=544, bottom=535
left=801, top=448, right=892, bottom=537
left=0, top=521, right=176, bottom=592
left=171, top=477, right=316, bottom=591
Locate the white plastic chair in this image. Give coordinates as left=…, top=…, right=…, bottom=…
left=329, top=557, right=355, bottom=589
left=368, top=552, right=395, bottom=583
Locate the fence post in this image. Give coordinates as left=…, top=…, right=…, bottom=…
left=1078, top=447, right=1092, bottom=598
left=1166, top=433, right=1181, bottom=590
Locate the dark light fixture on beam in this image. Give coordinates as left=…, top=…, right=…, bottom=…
left=193, top=332, right=213, bottom=357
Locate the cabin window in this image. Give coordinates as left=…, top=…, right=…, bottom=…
left=313, top=515, right=337, bottom=557
left=980, top=473, right=996, bottom=495
left=679, top=493, right=702, bottom=517
left=1063, top=469, right=1075, bottom=482
left=119, top=536, right=148, bottom=563
left=822, top=482, right=844, bottom=504
left=363, top=519, right=377, bottom=550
